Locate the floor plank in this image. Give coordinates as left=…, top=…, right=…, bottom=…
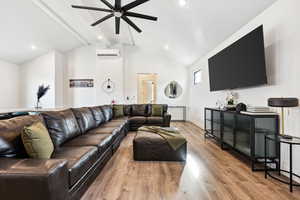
left=81, top=122, right=300, bottom=200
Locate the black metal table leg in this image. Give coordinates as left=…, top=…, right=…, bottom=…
left=290, top=144, right=293, bottom=192
left=278, top=142, right=281, bottom=176
left=265, top=135, right=267, bottom=179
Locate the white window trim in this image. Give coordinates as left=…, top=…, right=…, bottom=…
left=194, top=70, right=202, bottom=85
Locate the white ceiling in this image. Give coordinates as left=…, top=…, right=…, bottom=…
left=0, top=0, right=277, bottom=65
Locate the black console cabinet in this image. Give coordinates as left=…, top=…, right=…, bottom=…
left=204, top=108, right=279, bottom=171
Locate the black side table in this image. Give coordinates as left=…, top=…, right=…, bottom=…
left=265, top=135, right=300, bottom=192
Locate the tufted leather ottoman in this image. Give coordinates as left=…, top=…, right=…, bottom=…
left=133, top=129, right=187, bottom=162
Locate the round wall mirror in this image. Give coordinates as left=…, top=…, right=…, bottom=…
left=164, top=81, right=183, bottom=99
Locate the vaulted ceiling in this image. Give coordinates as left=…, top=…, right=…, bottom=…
left=0, top=0, right=277, bottom=64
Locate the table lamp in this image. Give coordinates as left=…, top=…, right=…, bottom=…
left=268, top=98, right=299, bottom=139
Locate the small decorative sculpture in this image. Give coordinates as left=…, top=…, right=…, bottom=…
left=36, top=84, right=50, bottom=109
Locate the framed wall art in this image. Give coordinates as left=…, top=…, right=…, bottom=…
left=70, top=79, right=94, bottom=88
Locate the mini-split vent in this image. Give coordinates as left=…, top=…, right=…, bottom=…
left=96, top=49, right=120, bottom=57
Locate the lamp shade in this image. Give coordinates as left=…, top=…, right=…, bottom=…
left=268, top=98, right=299, bottom=107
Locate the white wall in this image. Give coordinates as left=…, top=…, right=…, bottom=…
left=66, top=44, right=188, bottom=107
left=20, top=52, right=55, bottom=108
left=19, top=51, right=65, bottom=108
left=124, top=46, right=188, bottom=106
left=0, top=59, right=20, bottom=108
left=96, top=56, right=124, bottom=105
left=66, top=45, right=124, bottom=107
left=55, top=51, right=66, bottom=107
left=187, top=0, right=300, bottom=178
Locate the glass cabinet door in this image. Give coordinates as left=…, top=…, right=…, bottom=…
left=223, top=112, right=235, bottom=147
left=235, top=115, right=251, bottom=156
left=204, top=109, right=212, bottom=136
left=212, top=110, right=221, bottom=139
left=255, top=118, right=278, bottom=158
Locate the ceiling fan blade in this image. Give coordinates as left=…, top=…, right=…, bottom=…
left=115, top=17, right=121, bottom=34
left=124, top=12, right=157, bottom=21
left=115, top=0, right=121, bottom=10
left=100, top=0, right=114, bottom=10
left=121, top=16, right=142, bottom=33
left=91, top=13, right=114, bottom=26
left=122, top=0, right=150, bottom=11
left=72, top=5, right=112, bottom=13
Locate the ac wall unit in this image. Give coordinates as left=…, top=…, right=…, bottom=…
left=96, top=49, right=120, bottom=57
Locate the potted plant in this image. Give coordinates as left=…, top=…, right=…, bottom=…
left=36, top=84, right=50, bottom=109
left=226, top=91, right=237, bottom=106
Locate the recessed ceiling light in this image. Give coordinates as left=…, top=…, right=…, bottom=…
left=164, top=44, right=169, bottom=50
left=97, top=35, right=103, bottom=40
left=179, top=0, right=187, bottom=7
left=31, top=45, right=37, bottom=50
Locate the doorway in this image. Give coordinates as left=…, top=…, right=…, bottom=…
left=137, top=73, right=157, bottom=104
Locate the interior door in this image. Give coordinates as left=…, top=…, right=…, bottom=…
left=137, top=74, right=157, bottom=104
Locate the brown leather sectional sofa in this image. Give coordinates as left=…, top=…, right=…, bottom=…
left=0, top=104, right=170, bottom=200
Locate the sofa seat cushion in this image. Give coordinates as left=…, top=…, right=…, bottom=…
left=101, top=121, right=126, bottom=128
left=129, top=116, right=146, bottom=125
left=71, top=108, right=97, bottom=133
left=52, top=146, right=98, bottom=187
left=87, top=127, right=120, bottom=139
left=111, top=117, right=129, bottom=122
left=63, top=134, right=113, bottom=153
left=41, top=109, right=81, bottom=148
left=89, top=106, right=105, bottom=126
left=146, top=117, right=164, bottom=124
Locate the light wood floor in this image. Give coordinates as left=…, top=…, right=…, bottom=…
left=82, top=122, right=300, bottom=200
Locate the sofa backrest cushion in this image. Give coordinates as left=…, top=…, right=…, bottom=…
left=89, top=106, right=106, bottom=126
left=41, top=109, right=81, bottom=148
left=71, top=107, right=97, bottom=134
left=131, top=104, right=149, bottom=116
left=100, top=106, right=113, bottom=122
left=123, top=105, right=132, bottom=116
left=0, top=136, right=17, bottom=158
left=0, top=115, right=44, bottom=158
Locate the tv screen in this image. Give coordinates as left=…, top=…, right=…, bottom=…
left=208, top=25, right=267, bottom=92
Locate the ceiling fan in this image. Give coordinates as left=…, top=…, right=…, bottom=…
left=72, top=0, right=158, bottom=34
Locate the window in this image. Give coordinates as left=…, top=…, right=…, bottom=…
left=194, top=70, right=202, bottom=85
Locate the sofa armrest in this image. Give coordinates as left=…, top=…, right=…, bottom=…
left=0, top=158, right=69, bottom=200
left=163, top=113, right=171, bottom=127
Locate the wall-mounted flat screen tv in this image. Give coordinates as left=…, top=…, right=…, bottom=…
left=208, top=25, right=267, bottom=92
